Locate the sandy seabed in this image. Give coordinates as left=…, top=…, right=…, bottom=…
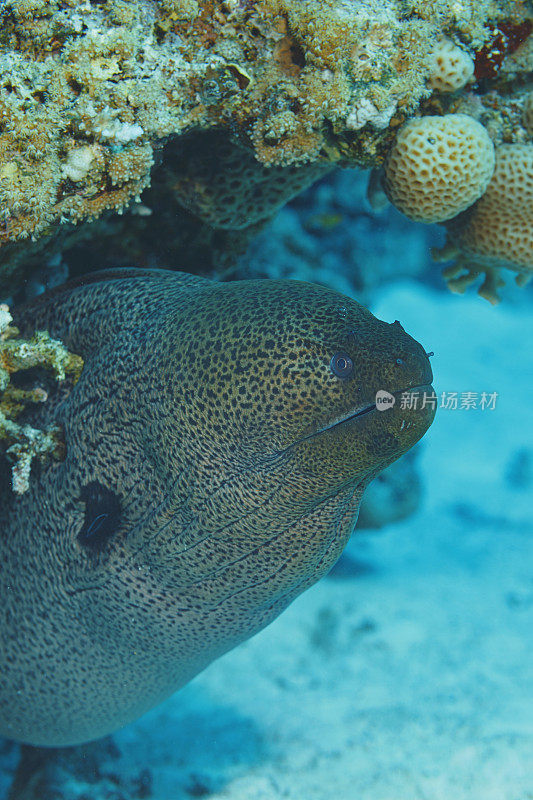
left=1, top=281, right=532, bottom=800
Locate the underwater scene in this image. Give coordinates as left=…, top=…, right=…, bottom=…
left=0, top=0, right=532, bottom=798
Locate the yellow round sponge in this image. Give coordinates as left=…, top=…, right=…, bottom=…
left=384, top=114, right=495, bottom=223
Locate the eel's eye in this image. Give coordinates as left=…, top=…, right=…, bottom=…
left=330, top=352, right=353, bottom=378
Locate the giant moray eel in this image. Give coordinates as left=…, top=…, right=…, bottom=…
left=0, top=269, right=435, bottom=746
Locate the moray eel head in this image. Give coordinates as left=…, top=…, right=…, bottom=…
left=163, top=280, right=435, bottom=506
left=136, top=277, right=435, bottom=609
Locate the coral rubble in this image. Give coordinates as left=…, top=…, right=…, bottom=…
left=357, top=450, right=422, bottom=529
left=0, top=0, right=531, bottom=300
left=0, top=304, right=83, bottom=493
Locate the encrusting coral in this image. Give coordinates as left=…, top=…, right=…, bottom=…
left=0, top=0, right=531, bottom=301
left=0, top=304, right=83, bottom=493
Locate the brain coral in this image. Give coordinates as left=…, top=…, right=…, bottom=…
left=437, top=143, right=533, bottom=303
left=384, top=114, right=496, bottom=224
left=427, top=37, right=475, bottom=93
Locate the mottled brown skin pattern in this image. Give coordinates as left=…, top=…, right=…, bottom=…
left=0, top=269, right=434, bottom=747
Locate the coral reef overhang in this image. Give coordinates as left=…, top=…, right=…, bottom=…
left=0, top=0, right=531, bottom=300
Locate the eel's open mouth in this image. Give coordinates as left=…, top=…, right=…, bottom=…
left=317, top=383, right=435, bottom=436
left=316, top=402, right=376, bottom=435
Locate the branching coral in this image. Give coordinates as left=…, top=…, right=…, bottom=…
left=0, top=305, right=83, bottom=493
